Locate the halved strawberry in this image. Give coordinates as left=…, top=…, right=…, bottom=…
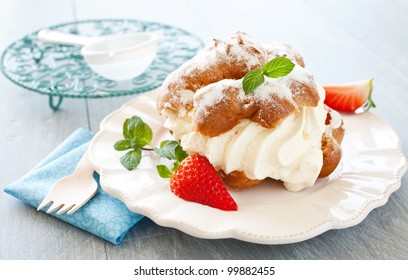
left=323, top=79, right=375, bottom=112
left=170, top=155, right=238, bottom=211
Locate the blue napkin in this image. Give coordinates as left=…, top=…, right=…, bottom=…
left=4, top=128, right=144, bottom=245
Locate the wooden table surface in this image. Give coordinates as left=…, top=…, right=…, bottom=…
left=1, top=0, right=407, bottom=260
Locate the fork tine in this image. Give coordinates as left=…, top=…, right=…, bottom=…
left=37, top=149, right=97, bottom=216
left=56, top=204, right=75, bottom=215
left=66, top=204, right=81, bottom=215
left=37, top=199, right=52, bottom=211
left=46, top=202, right=64, bottom=214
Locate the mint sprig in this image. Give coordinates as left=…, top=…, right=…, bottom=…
left=155, top=140, right=187, bottom=178
left=154, top=140, right=187, bottom=162
left=114, top=116, right=188, bottom=177
left=242, top=57, right=295, bottom=94
left=114, top=116, right=152, bottom=170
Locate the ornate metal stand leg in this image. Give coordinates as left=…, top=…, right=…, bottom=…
left=49, top=95, right=63, bottom=110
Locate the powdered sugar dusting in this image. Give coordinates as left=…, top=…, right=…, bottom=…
left=253, top=65, right=312, bottom=104
left=196, top=84, right=225, bottom=108
left=163, top=33, right=265, bottom=89
left=228, top=42, right=262, bottom=68
left=193, top=64, right=315, bottom=113
left=161, top=44, right=218, bottom=88
left=254, top=77, right=293, bottom=102
left=289, top=65, right=313, bottom=84
left=328, top=108, right=342, bottom=129
left=183, top=49, right=217, bottom=77
left=264, top=42, right=304, bottom=66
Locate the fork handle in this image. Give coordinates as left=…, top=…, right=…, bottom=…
left=75, top=149, right=94, bottom=175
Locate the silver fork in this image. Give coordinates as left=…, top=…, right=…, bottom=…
left=37, top=149, right=98, bottom=215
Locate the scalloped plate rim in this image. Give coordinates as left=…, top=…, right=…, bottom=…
left=89, top=89, right=408, bottom=244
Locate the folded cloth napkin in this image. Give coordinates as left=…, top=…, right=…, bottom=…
left=4, top=128, right=144, bottom=245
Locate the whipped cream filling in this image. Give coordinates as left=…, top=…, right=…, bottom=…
left=164, top=85, right=327, bottom=192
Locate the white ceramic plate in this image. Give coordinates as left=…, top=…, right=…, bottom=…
left=89, top=89, right=407, bottom=244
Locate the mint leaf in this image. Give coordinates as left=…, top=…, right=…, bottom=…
left=155, top=140, right=179, bottom=159
left=156, top=165, right=173, bottom=178
left=155, top=141, right=187, bottom=174
left=243, top=69, right=264, bottom=94
left=171, top=161, right=180, bottom=172
left=114, top=139, right=131, bottom=151
left=141, top=123, right=153, bottom=145
left=123, top=118, right=131, bottom=140
left=262, top=57, right=295, bottom=78
left=124, top=116, right=153, bottom=147
left=126, top=116, right=145, bottom=139
left=154, top=140, right=180, bottom=160
left=120, top=148, right=142, bottom=171
left=174, top=145, right=188, bottom=162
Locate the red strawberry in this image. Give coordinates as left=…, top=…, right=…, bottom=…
left=170, top=155, right=238, bottom=211
left=323, top=79, right=375, bottom=112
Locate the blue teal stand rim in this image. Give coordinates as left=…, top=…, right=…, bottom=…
left=1, top=18, right=204, bottom=110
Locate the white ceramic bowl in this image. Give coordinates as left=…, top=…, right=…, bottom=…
left=81, top=33, right=158, bottom=80
left=38, top=29, right=158, bottom=80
